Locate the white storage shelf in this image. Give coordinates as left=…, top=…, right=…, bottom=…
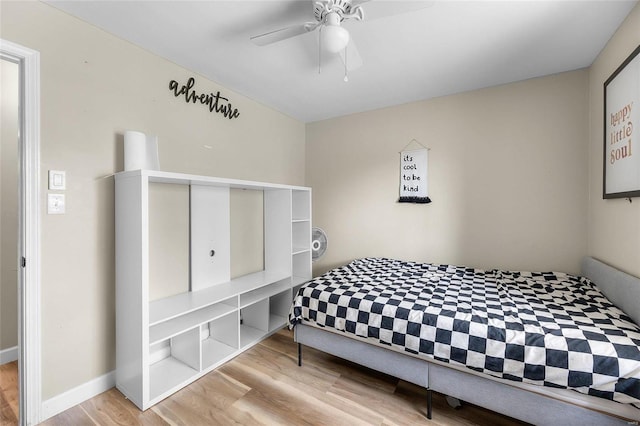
left=203, top=310, right=239, bottom=369
left=269, top=290, right=291, bottom=332
left=149, top=270, right=290, bottom=326
left=291, top=189, right=312, bottom=289
left=239, top=278, right=291, bottom=308
left=292, top=189, right=311, bottom=221
left=149, top=356, right=198, bottom=402
left=292, top=251, right=312, bottom=286
left=115, top=169, right=311, bottom=411
left=202, top=338, right=237, bottom=368
left=240, top=298, right=269, bottom=348
left=149, top=326, right=200, bottom=402
left=240, top=325, right=266, bottom=348
left=149, top=298, right=237, bottom=345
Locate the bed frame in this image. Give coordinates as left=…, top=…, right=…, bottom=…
left=294, top=257, right=640, bottom=426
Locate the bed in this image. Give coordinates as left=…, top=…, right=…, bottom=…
left=289, top=257, right=640, bottom=425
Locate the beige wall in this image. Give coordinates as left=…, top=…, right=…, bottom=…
left=0, top=1, right=304, bottom=399
left=307, top=70, right=589, bottom=276
left=1, top=0, right=638, bottom=408
left=588, top=3, right=640, bottom=277
left=1, top=59, right=19, bottom=352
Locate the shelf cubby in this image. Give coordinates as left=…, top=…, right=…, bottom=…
left=240, top=299, right=269, bottom=348
left=149, top=356, right=198, bottom=402
left=149, top=327, right=200, bottom=401
left=268, top=290, right=291, bottom=331
left=202, top=311, right=239, bottom=369
left=292, top=251, right=312, bottom=286
left=292, top=221, right=310, bottom=251
left=292, top=189, right=311, bottom=221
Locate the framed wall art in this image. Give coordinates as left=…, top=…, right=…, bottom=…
left=603, top=44, right=640, bottom=199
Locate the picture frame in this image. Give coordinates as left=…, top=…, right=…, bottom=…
left=603, top=44, right=640, bottom=199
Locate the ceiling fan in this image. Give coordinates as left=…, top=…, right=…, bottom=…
left=250, top=0, right=364, bottom=79
left=251, top=0, right=361, bottom=49
left=250, top=0, right=430, bottom=80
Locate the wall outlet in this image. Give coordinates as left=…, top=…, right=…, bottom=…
left=47, top=193, right=65, bottom=214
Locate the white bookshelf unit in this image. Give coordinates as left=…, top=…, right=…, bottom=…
left=115, top=170, right=312, bottom=410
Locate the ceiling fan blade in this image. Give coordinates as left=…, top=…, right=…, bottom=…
left=354, top=1, right=433, bottom=21
left=250, top=22, right=319, bottom=46
left=339, top=37, right=363, bottom=72
left=350, top=0, right=371, bottom=7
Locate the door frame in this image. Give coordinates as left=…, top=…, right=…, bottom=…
left=1, top=39, right=42, bottom=426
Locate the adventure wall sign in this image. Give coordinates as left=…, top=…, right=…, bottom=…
left=169, top=77, right=240, bottom=120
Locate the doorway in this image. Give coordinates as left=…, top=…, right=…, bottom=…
left=1, top=39, right=41, bottom=426
left=1, top=56, right=20, bottom=424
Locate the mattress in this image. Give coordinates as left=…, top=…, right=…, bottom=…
left=289, top=258, right=640, bottom=407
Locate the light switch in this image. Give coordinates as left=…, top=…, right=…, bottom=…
left=48, top=193, right=65, bottom=214
left=48, top=170, right=66, bottom=190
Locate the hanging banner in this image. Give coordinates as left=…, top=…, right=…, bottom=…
left=399, top=148, right=431, bottom=203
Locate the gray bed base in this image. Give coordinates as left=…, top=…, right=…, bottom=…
left=294, top=257, right=640, bottom=425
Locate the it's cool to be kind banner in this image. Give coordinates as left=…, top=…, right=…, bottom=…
left=399, top=148, right=431, bottom=203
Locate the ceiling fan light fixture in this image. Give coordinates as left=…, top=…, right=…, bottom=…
left=321, top=25, right=349, bottom=52
left=321, top=11, right=349, bottom=53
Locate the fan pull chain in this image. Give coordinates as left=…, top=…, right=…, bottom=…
left=344, top=44, right=349, bottom=82
left=318, top=26, right=322, bottom=74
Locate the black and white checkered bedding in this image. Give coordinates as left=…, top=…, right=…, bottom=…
left=289, top=258, right=640, bottom=406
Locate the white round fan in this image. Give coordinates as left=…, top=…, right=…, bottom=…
left=250, top=0, right=432, bottom=77
left=311, top=227, right=328, bottom=261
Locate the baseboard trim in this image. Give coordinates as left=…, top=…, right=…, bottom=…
left=41, top=369, right=115, bottom=421
left=0, top=346, right=18, bottom=364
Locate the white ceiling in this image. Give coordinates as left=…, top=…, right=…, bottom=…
left=47, top=0, right=637, bottom=123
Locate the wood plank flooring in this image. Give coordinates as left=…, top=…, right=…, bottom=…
left=0, top=361, right=19, bottom=424
left=2, top=330, right=528, bottom=425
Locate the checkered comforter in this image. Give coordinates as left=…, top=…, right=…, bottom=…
left=289, top=258, right=640, bottom=406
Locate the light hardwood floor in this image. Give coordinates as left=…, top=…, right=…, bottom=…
left=2, top=330, right=528, bottom=425
left=1, top=361, right=18, bottom=424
